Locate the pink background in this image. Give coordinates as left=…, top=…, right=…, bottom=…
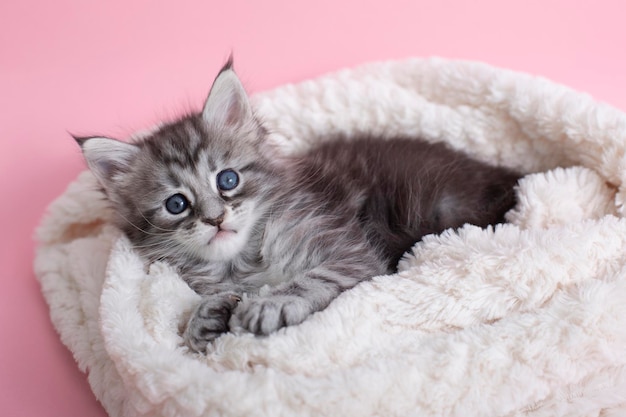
left=2, top=1, right=625, bottom=415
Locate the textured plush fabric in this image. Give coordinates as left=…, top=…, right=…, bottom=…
left=35, top=58, right=626, bottom=416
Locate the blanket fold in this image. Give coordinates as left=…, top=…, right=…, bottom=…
left=35, top=58, right=626, bottom=417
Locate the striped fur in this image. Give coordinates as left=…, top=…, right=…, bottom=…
left=77, top=63, right=520, bottom=352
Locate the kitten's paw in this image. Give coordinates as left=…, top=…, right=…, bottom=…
left=183, top=293, right=241, bottom=353
left=230, top=295, right=312, bottom=336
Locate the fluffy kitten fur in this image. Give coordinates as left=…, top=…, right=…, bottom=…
left=77, top=61, right=520, bottom=352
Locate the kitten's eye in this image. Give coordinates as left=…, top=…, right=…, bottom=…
left=216, top=169, right=239, bottom=191
left=165, top=193, right=189, bottom=214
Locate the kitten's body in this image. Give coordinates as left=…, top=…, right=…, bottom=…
left=78, top=62, right=520, bottom=352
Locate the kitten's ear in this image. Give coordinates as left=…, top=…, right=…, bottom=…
left=202, top=60, right=253, bottom=128
left=74, top=135, right=139, bottom=187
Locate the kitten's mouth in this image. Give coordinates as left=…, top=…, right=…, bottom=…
left=211, top=227, right=237, bottom=241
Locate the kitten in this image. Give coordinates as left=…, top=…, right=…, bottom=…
left=76, top=60, right=520, bottom=352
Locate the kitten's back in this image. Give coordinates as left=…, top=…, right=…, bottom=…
left=295, top=137, right=520, bottom=270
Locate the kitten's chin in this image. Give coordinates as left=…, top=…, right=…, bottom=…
left=200, top=229, right=248, bottom=262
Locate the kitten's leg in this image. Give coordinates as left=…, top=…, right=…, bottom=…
left=183, top=292, right=241, bottom=352
left=230, top=263, right=378, bottom=336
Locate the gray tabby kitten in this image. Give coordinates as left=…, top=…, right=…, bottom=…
left=76, top=61, right=520, bottom=352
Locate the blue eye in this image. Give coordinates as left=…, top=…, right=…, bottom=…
left=217, top=169, right=239, bottom=191
left=165, top=193, right=189, bottom=214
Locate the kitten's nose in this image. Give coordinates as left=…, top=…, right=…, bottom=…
left=202, top=213, right=225, bottom=227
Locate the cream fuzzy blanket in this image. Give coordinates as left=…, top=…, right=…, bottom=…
left=35, top=58, right=626, bottom=417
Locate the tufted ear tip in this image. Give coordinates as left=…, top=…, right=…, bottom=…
left=219, top=53, right=235, bottom=73
left=70, top=133, right=90, bottom=147
left=202, top=57, right=253, bottom=129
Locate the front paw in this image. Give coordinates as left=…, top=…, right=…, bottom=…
left=230, top=295, right=312, bottom=336
left=183, top=293, right=241, bottom=352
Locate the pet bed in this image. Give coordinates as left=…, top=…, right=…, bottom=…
left=35, top=58, right=626, bottom=416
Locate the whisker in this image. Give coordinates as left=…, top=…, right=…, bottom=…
left=131, top=202, right=179, bottom=233
left=131, top=240, right=178, bottom=250
left=116, top=210, right=177, bottom=237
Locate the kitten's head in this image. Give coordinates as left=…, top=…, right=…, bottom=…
left=76, top=62, right=279, bottom=264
